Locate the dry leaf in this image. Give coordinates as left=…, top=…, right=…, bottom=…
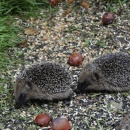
left=29, top=16, right=35, bottom=21
left=62, top=8, right=71, bottom=17
left=24, top=28, right=37, bottom=35
left=19, top=39, right=28, bottom=48
left=66, top=0, right=74, bottom=4
left=80, top=2, right=90, bottom=10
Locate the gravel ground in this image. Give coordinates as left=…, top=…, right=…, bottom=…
left=0, top=0, right=130, bottom=130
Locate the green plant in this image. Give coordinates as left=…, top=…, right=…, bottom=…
left=0, top=17, right=20, bottom=51
left=95, top=40, right=105, bottom=48
left=0, top=16, right=21, bottom=111
left=0, top=0, right=50, bottom=16
left=105, top=0, right=129, bottom=7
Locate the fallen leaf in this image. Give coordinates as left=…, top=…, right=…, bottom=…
left=24, top=28, right=37, bottom=35
left=29, top=16, right=35, bottom=21
left=19, top=39, right=28, bottom=48
left=80, top=2, right=90, bottom=10
left=66, top=0, right=74, bottom=4
left=62, top=8, right=71, bottom=17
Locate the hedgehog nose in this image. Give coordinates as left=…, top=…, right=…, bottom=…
left=74, top=83, right=82, bottom=94
left=74, top=89, right=80, bottom=94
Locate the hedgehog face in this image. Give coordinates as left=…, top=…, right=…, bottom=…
left=14, top=79, right=32, bottom=109
left=75, top=72, right=100, bottom=93
left=75, top=64, right=101, bottom=93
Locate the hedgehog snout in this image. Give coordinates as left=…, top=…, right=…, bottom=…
left=15, top=93, right=28, bottom=109
left=74, top=82, right=84, bottom=94
left=74, top=88, right=80, bottom=94
left=75, top=80, right=92, bottom=94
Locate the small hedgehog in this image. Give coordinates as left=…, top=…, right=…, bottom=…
left=75, top=52, right=130, bottom=93
left=14, top=62, right=73, bottom=108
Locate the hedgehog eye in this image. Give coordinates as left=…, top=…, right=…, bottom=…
left=93, top=72, right=100, bottom=81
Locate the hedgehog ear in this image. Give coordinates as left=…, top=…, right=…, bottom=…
left=93, top=72, right=100, bottom=81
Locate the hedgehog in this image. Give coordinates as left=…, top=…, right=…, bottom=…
left=14, top=62, right=73, bottom=108
left=75, top=52, right=130, bottom=94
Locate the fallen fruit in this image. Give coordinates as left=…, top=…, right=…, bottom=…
left=102, top=12, right=114, bottom=25
left=62, top=8, right=71, bottom=17
left=34, top=113, right=51, bottom=126
left=68, top=52, right=83, bottom=66
left=51, top=117, right=70, bottom=130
